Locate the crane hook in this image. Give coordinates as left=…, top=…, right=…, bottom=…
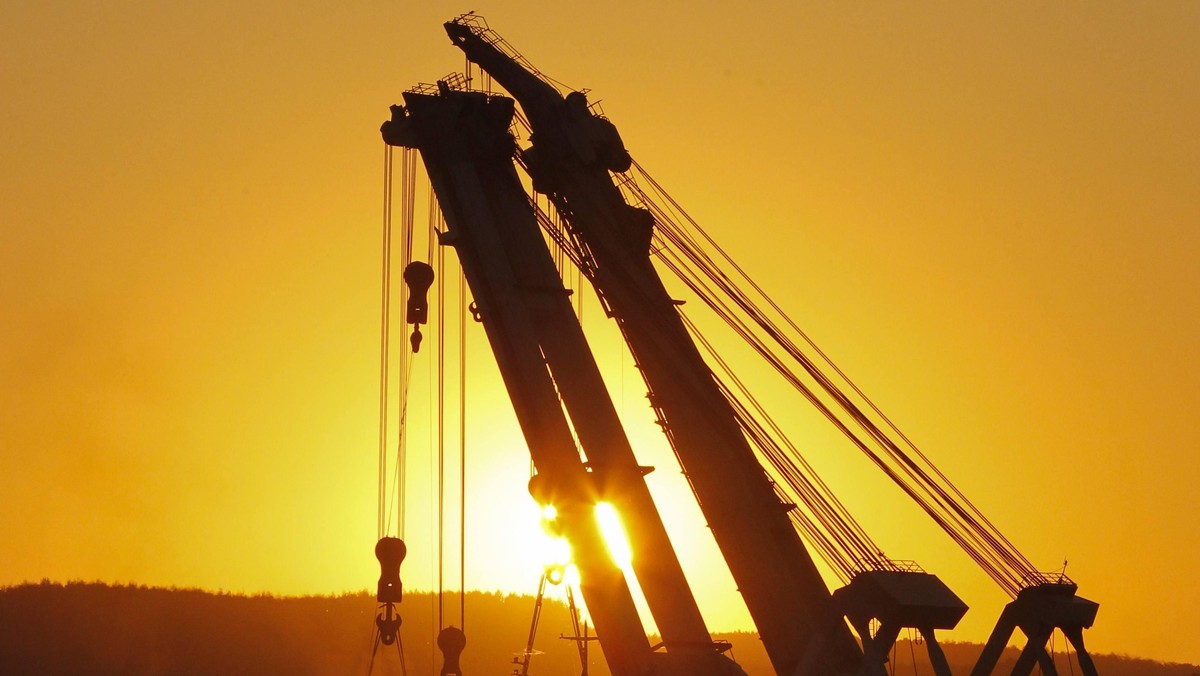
left=375, top=537, right=407, bottom=645
left=438, top=626, right=467, bottom=675
left=404, top=261, right=435, bottom=353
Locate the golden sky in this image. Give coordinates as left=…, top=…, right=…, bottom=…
left=2, top=0, right=1198, bottom=666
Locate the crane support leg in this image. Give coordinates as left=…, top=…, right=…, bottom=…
left=971, top=583, right=1098, bottom=676
left=789, top=614, right=840, bottom=676
left=970, top=605, right=1016, bottom=676
left=1062, top=624, right=1099, bottom=676
left=853, top=621, right=900, bottom=676
left=1035, top=645, right=1059, bottom=675
left=1011, top=626, right=1054, bottom=675
left=917, top=626, right=952, bottom=676
left=851, top=622, right=953, bottom=676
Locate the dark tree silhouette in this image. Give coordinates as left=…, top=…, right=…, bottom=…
left=1, top=582, right=1195, bottom=676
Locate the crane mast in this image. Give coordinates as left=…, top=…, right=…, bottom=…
left=382, top=86, right=739, bottom=675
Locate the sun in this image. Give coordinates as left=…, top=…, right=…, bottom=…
left=594, top=502, right=633, bottom=572
left=531, top=499, right=635, bottom=584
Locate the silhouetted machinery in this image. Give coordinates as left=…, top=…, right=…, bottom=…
left=378, top=13, right=1099, bottom=675
left=374, top=536, right=406, bottom=646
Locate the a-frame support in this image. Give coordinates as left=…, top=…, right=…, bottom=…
left=970, top=582, right=1098, bottom=676
left=832, top=569, right=967, bottom=676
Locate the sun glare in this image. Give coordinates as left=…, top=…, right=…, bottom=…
left=594, top=502, right=633, bottom=570
left=533, top=501, right=634, bottom=575
left=535, top=499, right=572, bottom=585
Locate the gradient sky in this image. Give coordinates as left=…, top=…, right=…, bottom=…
left=2, top=0, right=1198, bottom=666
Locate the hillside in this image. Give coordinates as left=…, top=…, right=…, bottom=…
left=1, top=582, right=1195, bottom=675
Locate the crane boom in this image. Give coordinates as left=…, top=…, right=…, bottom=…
left=444, top=18, right=861, bottom=675
left=382, top=88, right=651, bottom=675
left=383, top=85, right=740, bottom=675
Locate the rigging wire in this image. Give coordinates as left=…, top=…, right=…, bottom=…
left=459, top=266, right=468, bottom=630
left=527, top=177, right=889, bottom=581
left=438, top=232, right=447, bottom=632
left=449, top=14, right=579, bottom=98
left=379, top=143, right=393, bottom=541
left=528, top=176, right=894, bottom=580
left=366, top=630, right=408, bottom=676
left=514, top=108, right=1054, bottom=595
left=424, top=193, right=467, bottom=635
left=651, top=202, right=1020, bottom=588
left=426, top=198, right=438, bottom=669
left=614, top=158, right=1051, bottom=596
left=379, top=145, right=420, bottom=540
left=682, top=311, right=890, bottom=580
left=373, top=143, right=416, bottom=676
left=386, top=148, right=420, bottom=540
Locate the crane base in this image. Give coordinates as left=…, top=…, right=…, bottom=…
left=833, top=570, right=968, bottom=676
left=970, top=583, right=1099, bottom=676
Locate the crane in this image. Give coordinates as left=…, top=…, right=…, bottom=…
left=379, top=14, right=1099, bottom=676
left=382, top=80, right=739, bottom=675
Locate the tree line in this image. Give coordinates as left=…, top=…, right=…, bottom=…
left=1, top=582, right=1194, bottom=675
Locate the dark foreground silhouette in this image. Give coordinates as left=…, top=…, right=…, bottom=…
left=1, top=582, right=1195, bottom=675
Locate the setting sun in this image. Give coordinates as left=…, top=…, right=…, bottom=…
left=535, top=501, right=572, bottom=585
left=594, top=503, right=634, bottom=572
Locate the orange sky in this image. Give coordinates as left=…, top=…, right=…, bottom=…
left=2, top=0, right=1198, bottom=666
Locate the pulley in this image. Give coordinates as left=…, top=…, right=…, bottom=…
left=376, top=536, right=407, bottom=603
left=544, top=563, right=566, bottom=586
left=403, top=261, right=435, bottom=352
left=375, top=537, right=407, bottom=645
left=437, top=626, right=467, bottom=676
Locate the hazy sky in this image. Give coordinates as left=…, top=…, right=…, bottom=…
left=2, top=0, right=1198, bottom=666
